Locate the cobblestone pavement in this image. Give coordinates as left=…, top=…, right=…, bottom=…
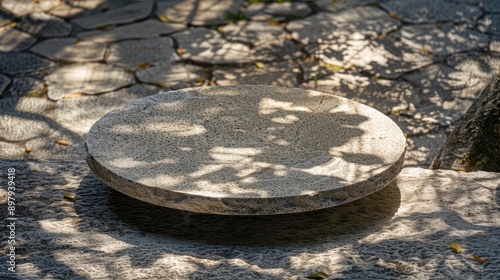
left=1, top=0, right=499, bottom=165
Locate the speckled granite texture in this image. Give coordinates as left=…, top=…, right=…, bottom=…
left=0, top=161, right=498, bottom=279
left=85, top=86, right=406, bottom=214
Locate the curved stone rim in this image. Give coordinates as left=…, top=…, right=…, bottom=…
left=85, top=85, right=407, bottom=215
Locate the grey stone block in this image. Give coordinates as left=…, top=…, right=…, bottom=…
left=399, top=24, right=488, bottom=56
left=447, top=51, right=500, bottom=79
left=17, top=12, right=72, bottom=38
left=3, top=77, right=44, bottom=98
left=30, top=38, right=107, bottom=62
left=221, top=21, right=288, bottom=46
left=135, top=62, right=204, bottom=89
left=482, top=0, right=500, bottom=13
left=45, top=63, right=135, bottom=100
left=478, top=14, right=500, bottom=35
left=0, top=8, right=15, bottom=27
left=242, top=2, right=311, bottom=20
left=172, top=28, right=254, bottom=64
left=0, top=74, right=10, bottom=97
left=76, top=19, right=185, bottom=43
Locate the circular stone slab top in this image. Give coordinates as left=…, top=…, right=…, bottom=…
left=86, top=85, right=406, bottom=215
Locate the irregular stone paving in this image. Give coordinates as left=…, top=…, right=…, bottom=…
left=76, top=19, right=185, bottom=43
left=106, top=37, right=179, bottom=70
left=1, top=161, right=499, bottom=279
left=156, top=0, right=244, bottom=26
left=72, top=1, right=154, bottom=29
left=0, top=1, right=498, bottom=174
left=30, top=38, right=107, bottom=62
left=17, top=12, right=72, bottom=38
left=45, top=63, right=135, bottom=100
left=0, top=27, right=36, bottom=52
left=398, top=23, right=488, bottom=56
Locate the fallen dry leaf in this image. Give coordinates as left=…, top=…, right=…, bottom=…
left=96, top=25, right=116, bottom=31
left=472, top=254, right=489, bottom=263
left=56, top=140, right=71, bottom=146
left=25, top=146, right=32, bottom=153
left=64, top=92, right=85, bottom=99
left=158, top=16, right=170, bottom=23
left=450, top=243, right=462, bottom=254
left=63, top=192, right=76, bottom=202
left=101, top=4, right=109, bottom=12
left=422, top=46, right=432, bottom=53
left=176, top=48, right=186, bottom=55
left=255, top=62, right=265, bottom=69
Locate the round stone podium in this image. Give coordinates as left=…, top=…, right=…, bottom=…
left=85, top=85, right=406, bottom=215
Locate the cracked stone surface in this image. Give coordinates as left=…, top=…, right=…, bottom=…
left=478, top=14, right=500, bottom=35
left=404, top=64, right=489, bottom=101
left=45, top=63, right=135, bottom=100
left=86, top=85, right=406, bottom=215
left=303, top=72, right=418, bottom=114
left=1, top=0, right=60, bottom=17
left=106, top=37, right=178, bottom=70
left=2, top=77, right=44, bottom=98
left=221, top=21, right=288, bottom=46
left=242, top=2, right=312, bottom=21
left=381, top=0, right=482, bottom=23
left=55, top=84, right=157, bottom=135
left=398, top=23, right=488, bottom=56
left=0, top=74, right=10, bottom=97
left=48, top=0, right=104, bottom=19
left=0, top=52, right=54, bottom=75
left=172, top=28, right=254, bottom=64
left=135, top=62, right=204, bottom=89
left=214, top=61, right=299, bottom=87
left=72, top=1, right=154, bottom=29
left=76, top=19, right=185, bottom=43
left=315, top=37, right=436, bottom=79
left=17, top=12, right=73, bottom=38
left=0, top=97, right=54, bottom=141
left=156, top=0, right=244, bottom=26
left=0, top=27, right=37, bottom=52
left=30, top=38, right=107, bottom=62
left=447, top=51, right=500, bottom=79
left=287, top=7, right=400, bottom=44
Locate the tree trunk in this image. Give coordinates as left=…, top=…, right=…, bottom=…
left=430, top=75, right=500, bottom=172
